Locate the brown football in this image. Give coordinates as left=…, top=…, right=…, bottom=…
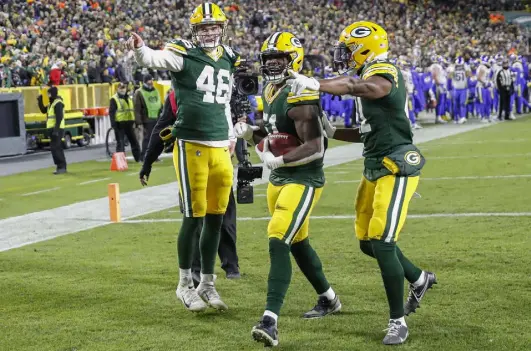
left=257, top=133, right=301, bottom=157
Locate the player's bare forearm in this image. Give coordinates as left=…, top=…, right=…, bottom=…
left=283, top=104, right=323, bottom=164
left=318, top=75, right=391, bottom=99
left=333, top=127, right=363, bottom=143
left=282, top=137, right=321, bottom=163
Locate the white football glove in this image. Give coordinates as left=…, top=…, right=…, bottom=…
left=234, top=122, right=259, bottom=141
left=261, top=138, right=285, bottom=170
left=321, top=112, right=336, bottom=138
left=286, top=70, right=320, bottom=96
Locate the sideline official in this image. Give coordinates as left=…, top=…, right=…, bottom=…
left=134, top=74, right=162, bottom=161
left=140, top=90, right=241, bottom=285
left=38, top=86, right=67, bottom=174
left=496, top=60, right=515, bottom=121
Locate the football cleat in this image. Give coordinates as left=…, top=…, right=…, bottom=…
left=404, top=271, right=437, bottom=316
left=251, top=316, right=279, bottom=347
left=196, top=280, right=228, bottom=311
left=302, top=295, right=342, bottom=319
left=382, top=320, right=409, bottom=345
left=176, top=283, right=208, bottom=312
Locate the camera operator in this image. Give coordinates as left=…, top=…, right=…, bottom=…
left=139, top=88, right=241, bottom=286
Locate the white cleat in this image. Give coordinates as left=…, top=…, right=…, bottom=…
left=457, top=117, right=467, bottom=124
left=435, top=116, right=447, bottom=124
left=176, top=283, right=208, bottom=312
left=508, top=114, right=516, bottom=120
left=480, top=118, right=490, bottom=123
left=197, top=275, right=228, bottom=311
left=411, top=122, right=423, bottom=130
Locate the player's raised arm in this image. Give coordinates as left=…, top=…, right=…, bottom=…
left=289, top=70, right=392, bottom=100
left=128, top=32, right=184, bottom=72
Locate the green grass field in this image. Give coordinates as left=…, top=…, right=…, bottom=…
left=1, top=119, right=530, bottom=351
left=0, top=140, right=349, bottom=219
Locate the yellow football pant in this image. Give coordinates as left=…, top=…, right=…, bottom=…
left=267, top=183, right=322, bottom=245
left=355, top=175, right=419, bottom=242
left=173, top=140, right=233, bottom=217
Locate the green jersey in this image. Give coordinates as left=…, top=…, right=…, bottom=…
left=165, top=39, right=240, bottom=141
left=262, top=84, right=326, bottom=188
left=357, top=60, right=413, bottom=158
left=357, top=60, right=425, bottom=181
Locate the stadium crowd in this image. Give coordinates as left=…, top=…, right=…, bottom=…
left=0, top=0, right=527, bottom=88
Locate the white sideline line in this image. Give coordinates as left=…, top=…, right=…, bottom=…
left=78, top=177, right=111, bottom=186
left=430, top=138, right=529, bottom=145
left=428, top=153, right=531, bottom=160
left=21, top=187, right=61, bottom=197
left=123, top=212, right=531, bottom=224
left=333, top=174, right=531, bottom=184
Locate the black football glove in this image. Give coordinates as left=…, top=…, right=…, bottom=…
left=159, top=126, right=176, bottom=153
left=139, top=164, right=151, bottom=186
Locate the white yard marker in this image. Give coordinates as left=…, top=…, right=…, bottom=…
left=334, top=174, right=531, bottom=184
left=78, top=177, right=111, bottom=186
left=123, top=212, right=531, bottom=224
left=21, top=187, right=61, bottom=197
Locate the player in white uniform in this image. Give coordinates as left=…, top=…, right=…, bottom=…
left=476, top=56, right=492, bottom=122
left=449, top=57, right=470, bottom=124
left=429, top=56, right=448, bottom=124
left=399, top=59, right=422, bottom=129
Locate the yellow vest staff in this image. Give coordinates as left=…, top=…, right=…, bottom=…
left=111, top=94, right=135, bottom=122
left=46, top=98, right=65, bottom=129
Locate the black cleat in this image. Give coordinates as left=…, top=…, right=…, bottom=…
left=302, top=295, right=342, bottom=319
left=404, top=271, right=437, bottom=316
left=251, top=316, right=279, bottom=347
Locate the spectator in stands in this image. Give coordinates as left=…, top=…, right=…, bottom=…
left=49, top=61, right=65, bottom=86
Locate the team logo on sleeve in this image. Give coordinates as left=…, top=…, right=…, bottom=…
left=404, top=151, right=421, bottom=165
left=350, top=27, right=372, bottom=38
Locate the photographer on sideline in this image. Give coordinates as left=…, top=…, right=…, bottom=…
left=139, top=89, right=241, bottom=286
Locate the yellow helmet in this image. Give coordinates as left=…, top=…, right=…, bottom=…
left=334, top=21, right=389, bottom=72
left=189, top=3, right=228, bottom=49
left=260, top=32, right=304, bottom=84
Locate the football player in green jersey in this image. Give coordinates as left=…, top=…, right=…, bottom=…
left=287, top=21, right=437, bottom=345
left=235, top=32, right=341, bottom=348
left=127, top=2, right=240, bottom=313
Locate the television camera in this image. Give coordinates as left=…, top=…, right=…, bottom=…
left=230, top=60, right=263, bottom=204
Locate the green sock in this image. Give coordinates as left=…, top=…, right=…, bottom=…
left=371, top=240, right=405, bottom=319
left=396, top=245, right=422, bottom=283
left=177, top=217, right=203, bottom=269
left=265, top=238, right=292, bottom=316
left=199, top=214, right=223, bottom=274
left=291, top=239, right=330, bottom=294
left=359, top=240, right=375, bottom=258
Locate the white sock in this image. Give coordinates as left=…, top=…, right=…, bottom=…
left=200, top=273, right=215, bottom=285
left=390, top=316, right=407, bottom=326
left=179, top=268, right=192, bottom=285
left=263, top=310, right=278, bottom=323
left=412, top=271, right=426, bottom=288
left=319, top=287, right=336, bottom=301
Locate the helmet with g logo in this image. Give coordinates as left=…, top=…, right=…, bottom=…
left=333, top=21, right=388, bottom=72
left=189, top=2, right=228, bottom=49
left=260, top=32, right=304, bottom=84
